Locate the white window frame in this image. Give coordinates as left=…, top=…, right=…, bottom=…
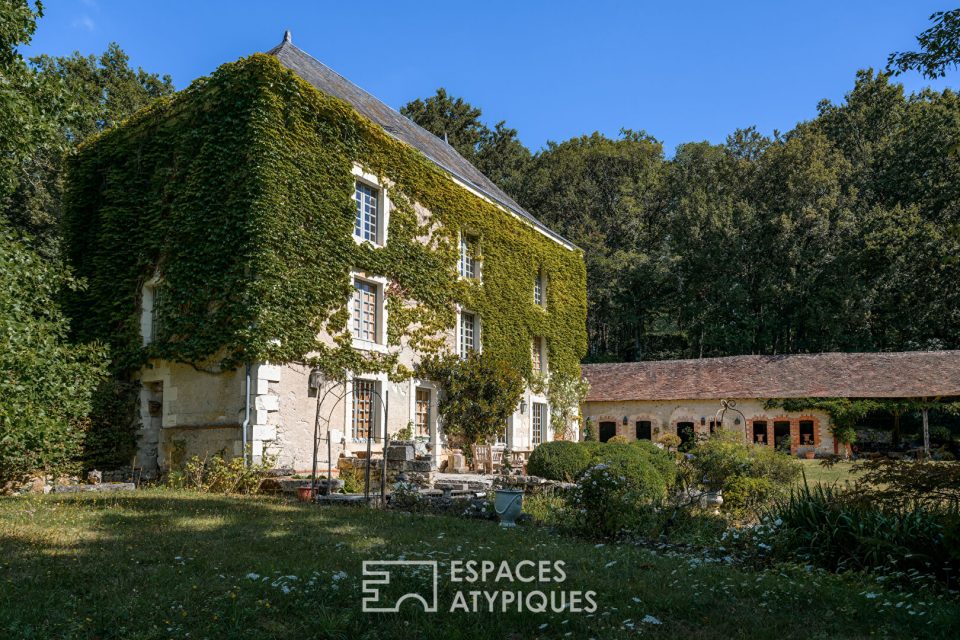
left=531, top=401, right=549, bottom=447
left=140, top=275, right=162, bottom=346
left=350, top=273, right=388, bottom=352
left=352, top=165, right=390, bottom=247
left=531, top=336, right=548, bottom=375
left=534, top=269, right=546, bottom=307
left=344, top=372, right=387, bottom=443
left=457, top=231, right=481, bottom=281
left=456, top=308, right=480, bottom=358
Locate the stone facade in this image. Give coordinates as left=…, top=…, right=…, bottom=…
left=581, top=398, right=836, bottom=456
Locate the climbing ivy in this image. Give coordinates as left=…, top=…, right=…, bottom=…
left=64, top=54, right=587, bottom=382
left=765, top=397, right=960, bottom=445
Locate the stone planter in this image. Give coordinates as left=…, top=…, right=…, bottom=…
left=493, top=488, right=523, bottom=527
left=296, top=486, right=314, bottom=503
left=803, top=450, right=816, bottom=460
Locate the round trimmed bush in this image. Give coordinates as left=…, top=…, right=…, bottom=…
left=630, top=440, right=678, bottom=489
left=607, top=435, right=630, bottom=444
left=527, top=441, right=593, bottom=481
left=591, top=443, right=668, bottom=502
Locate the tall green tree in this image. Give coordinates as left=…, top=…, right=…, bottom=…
left=888, top=9, right=960, bottom=79
left=3, top=43, right=174, bottom=252
left=401, top=88, right=532, bottom=199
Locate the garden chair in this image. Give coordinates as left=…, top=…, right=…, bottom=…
left=471, top=444, right=493, bottom=474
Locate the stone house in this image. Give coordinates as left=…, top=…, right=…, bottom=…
left=65, top=33, right=586, bottom=476
left=581, top=351, right=960, bottom=456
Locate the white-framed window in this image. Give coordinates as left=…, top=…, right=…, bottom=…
left=532, top=402, right=547, bottom=446
left=352, top=165, right=389, bottom=246
left=531, top=336, right=547, bottom=374
left=350, top=274, right=387, bottom=349
left=534, top=270, right=545, bottom=307
left=458, top=233, right=479, bottom=280
left=140, top=276, right=163, bottom=346
left=458, top=310, right=478, bottom=357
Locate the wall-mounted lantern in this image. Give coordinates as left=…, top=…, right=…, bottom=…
left=308, top=368, right=324, bottom=392
left=622, top=415, right=629, bottom=425
left=519, top=399, right=527, bottom=414
left=700, top=416, right=706, bottom=426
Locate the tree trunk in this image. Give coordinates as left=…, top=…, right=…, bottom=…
left=892, top=410, right=902, bottom=447
left=922, top=408, right=930, bottom=459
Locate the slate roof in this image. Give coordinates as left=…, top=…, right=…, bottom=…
left=266, top=35, right=573, bottom=248
left=582, top=351, right=960, bottom=402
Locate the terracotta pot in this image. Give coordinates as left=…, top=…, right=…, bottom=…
left=297, top=486, right=314, bottom=502
left=803, top=451, right=816, bottom=460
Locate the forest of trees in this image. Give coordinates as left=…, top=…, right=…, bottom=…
left=402, top=20, right=960, bottom=362
left=2, top=3, right=959, bottom=367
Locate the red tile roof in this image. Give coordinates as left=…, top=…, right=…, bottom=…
left=582, top=351, right=960, bottom=402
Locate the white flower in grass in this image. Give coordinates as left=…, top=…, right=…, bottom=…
left=642, top=614, right=662, bottom=625
left=538, top=623, right=549, bottom=630
left=865, top=592, right=879, bottom=599
left=246, top=573, right=260, bottom=580
left=332, top=571, right=348, bottom=581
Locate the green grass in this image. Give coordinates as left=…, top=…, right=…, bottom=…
left=798, top=460, right=859, bottom=487
left=1, top=490, right=957, bottom=639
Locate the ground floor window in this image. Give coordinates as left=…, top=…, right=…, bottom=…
left=353, top=379, right=377, bottom=440
left=752, top=421, right=768, bottom=444
left=598, top=420, right=616, bottom=443
left=774, top=421, right=791, bottom=451
left=636, top=420, right=652, bottom=440
left=414, top=387, right=431, bottom=437
left=532, top=403, right=546, bottom=445
left=799, top=420, right=815, bottom=446
left=677, top=421, right=695, bottom=448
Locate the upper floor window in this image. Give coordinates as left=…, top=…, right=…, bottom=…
left=354, top=181, right=380, bottom=243
left=534, top=270, right=545, bottom=307
left=531, top=336, right=546, bottom=374
left=459, top=233, right=479, bottom=279
left=352, top=278, right=381, bottom=343
left=140, top=278, right=162, bottom=346
left=459, top=311, right=477, bottom=357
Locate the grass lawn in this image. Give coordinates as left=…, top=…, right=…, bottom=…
left=798, top=460, right=859, bottom=487
left=1, top=490, right=957, bottom=639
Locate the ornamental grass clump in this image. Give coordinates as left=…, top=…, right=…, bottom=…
left=756, top=481, right=960, bottom=589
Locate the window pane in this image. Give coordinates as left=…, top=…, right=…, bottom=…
left=532, top=402, right=545, bottom=445
left=534, top=273, right=543, bottom=305
left=355, top=181, right=379, bottom=243
left=353, top=379, right=375, bottom=440
left=459, top=235, right=475, bottom=279
left=459, top=312, right=475, bottom=356
left=415, top=388, right=431, bottom=437
left=531, top=337, right=542, bottom=373
left=352, top=280, right=378, bottom=342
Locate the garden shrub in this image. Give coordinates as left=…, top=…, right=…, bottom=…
left=758, top=482, right=960, bottom=588
left=571, top=464, right=654, bottom=538
left=0, top=229, right=108, bottom=484
left=167, top=453, right=274, bottom=494
left=688, top=431, right=800, bottom=510
left=527, top=441, right=593, bottom=481
left=630, top=440, right=677, bottom=489
left=591, top=444, right=668, bottom=501
left=607, top=435, right=629, bottom=444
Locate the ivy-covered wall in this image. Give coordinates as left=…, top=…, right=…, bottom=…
left=64, top=54, right=587, bottom=381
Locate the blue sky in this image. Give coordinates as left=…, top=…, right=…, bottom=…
left=25, top=1, right=959, bottom=155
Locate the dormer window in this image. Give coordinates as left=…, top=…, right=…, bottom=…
left=352, top=165, right=389, bottom=246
